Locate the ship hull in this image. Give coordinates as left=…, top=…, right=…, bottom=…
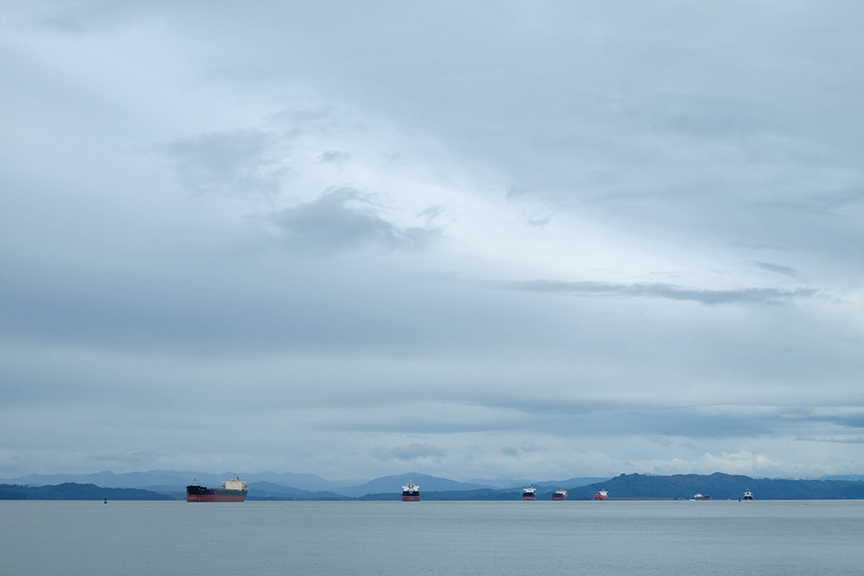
left=186, top=486, right=247, bottom=502
left=401, top=494, right=420, bottom=502
left=594, top=495, right=608, bottom=500
left=522, top=495, right=536, bottom=500
left=551, top=496, right=567, bottom=501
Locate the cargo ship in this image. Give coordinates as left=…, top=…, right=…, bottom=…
left=402, top=481, right=420, bottom=502
left=186, top=474, right=247, bottom=502
left=594, top=490, right=608, bottom=501
left=551, top=490, right=567, bottom=501
left=522, top=486, right=536, bottom=500
left=690, top=493, right=710, bottom=501
left=742, top=490, right=754, bottom=500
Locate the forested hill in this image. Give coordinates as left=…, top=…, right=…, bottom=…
left=361, top=473, right=864, bottom=500
left=0, top=483, right=174, bottom=500
left=567, top=473, right=864, bottom=500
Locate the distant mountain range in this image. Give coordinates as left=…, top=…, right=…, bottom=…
left=575, top=472, right=864, bottom=501
left=2, top=471, right=863, bottom=500
left=0, top=470, right=361, bottom=492
left=0, top=483, right=172, bottom=500
left=402, top=472, right=864, bottom=501
left=0, top=470, right=609, bottom=494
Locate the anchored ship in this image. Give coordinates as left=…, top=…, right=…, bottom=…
left=594, top=490, right=608, bottom=501
left=186, top=474, right=247, bottom=502
left=551, top=490, right=568, bottom=501
left=690, top=493, right=710, bottom=501
left=402, top=481, right=420, bottom=502
left=742, top=490, right=754, bottom=500
left=522, top=486, right=536, bottom=500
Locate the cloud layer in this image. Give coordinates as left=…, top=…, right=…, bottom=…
left=1, top=0, right=863, bottom=481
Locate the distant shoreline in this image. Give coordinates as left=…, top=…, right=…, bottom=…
left=4, top=472, right=863, bottom=501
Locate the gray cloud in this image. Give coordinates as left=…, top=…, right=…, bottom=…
left=330, top=397, right=786, bottom=439
left=32, top=1, right=153, bottom=34
left=90, top=449, right=166, bottom=464
left=650, top=95, right=782, bottom=140
left=797, top=412, right=864, bottom=430
left=647, top=436, right=674, bottom=448
left=272, top=189, right=439, bottom=252
left=525, top=216, right=551, bottom=227
left=168, top=129, right=284, bottom=196
left=506, top=280, right=817, bottom=306
left=796, top=436, right=864, bottom=444
left=500, top=442, right=542, bottom=457
left=318, top=150, right=350, bottom=163
left=372, top=443, right=446, bottom=462
left=519, top=441, right=541, bottom=453
left=749, top=261, right=798, bottom=277
left=417, top=205, right=445, bottom=224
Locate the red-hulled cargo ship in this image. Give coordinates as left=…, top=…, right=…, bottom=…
left=186, top=474, right=247, bottom=502
left=594, top=490, right=608, bottom=500
left=522, top=486, right=536, bottom=500
left=402, top=481, right=420, bottom=502
left=551, top=490, right=567, bottom=501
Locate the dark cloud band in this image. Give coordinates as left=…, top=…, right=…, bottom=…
left=506, top=280, right=817, bottom=305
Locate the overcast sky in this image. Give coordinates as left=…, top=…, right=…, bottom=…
left=2, top=0, right=863, bottom=482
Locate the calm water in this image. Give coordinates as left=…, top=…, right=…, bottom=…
left=2, top=500, right=862, bottom=575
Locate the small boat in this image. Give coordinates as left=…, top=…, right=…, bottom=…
left=401, top=481, right=420, bottom=502
left=690, top=493, right=710, bottom=501
left=551, top=490, right=568, bottom=501
left=522, top=486, right=536, bottom=500
left=742, top=490, right=754, bottom=500
left=594, top=490, right=608, bottom=501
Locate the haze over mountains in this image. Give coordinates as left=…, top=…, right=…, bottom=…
left=5, top=470, right=864, bottom=501
left=3, top=471, right=362, bottom=492
left=5, top=472, right=864, bottom=500
left=1, top=470, right=608, bottom=498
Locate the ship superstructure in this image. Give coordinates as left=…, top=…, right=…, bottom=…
left=186, top=473, right=248, bottom=502
left=401, top=481, right=420, bottom=502
left=743, top=490, right=754, bottom=500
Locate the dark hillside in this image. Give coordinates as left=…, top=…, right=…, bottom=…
left=0, top=483, right=174, bottom=500
left=568, top=473, right=864, bottom=500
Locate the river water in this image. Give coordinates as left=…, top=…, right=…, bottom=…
left=2, top=500, right=862, bottom=575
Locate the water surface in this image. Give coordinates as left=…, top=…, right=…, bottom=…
left=2, top=500, right=862, bottom=575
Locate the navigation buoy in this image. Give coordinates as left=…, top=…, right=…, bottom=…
left=104, top=497, right=107, bottom=504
